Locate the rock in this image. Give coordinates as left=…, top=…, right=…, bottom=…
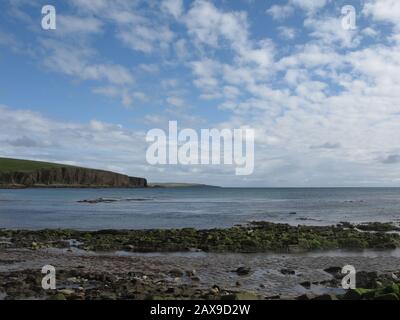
left=146, top=295, right=169, bottom=300
left=265, top=295, right=280, bottom=300
left=210, top=285, right=220, bottom=295
left=324, top=266, right=342, bottom=275
left=374, top=293, right=399, bottom=300
left=342, top=289, right=365, bottom=300
left=70, top=292, right=85, bottom=300
left=185, top=270, right=196, bottom=277
left=58, top=289, right=75, bottom=296
left=221, top=292, right=260, bottom=300
left=296, top=294, right=313, bottom=300
left=356, top=222, right=400, bottom=232
left=280, top=269, right=295, bottom=275
left=312, top=294, right=336, bottom=300
left=100, top=292, right=117, bottom=300
left=48, top=293, right=66, bottom=300
left=300, top=281, right=311, bottom=289
left=235, top=266, right=251, bottom=276
left=235, top=281, right=241, bottom=287
left=356, top=271, right=378, bottom=289
left=191, top=276, right=200, bottom=282
left=169, top=269, right=184, bottom=277
left=382, top=283, right=400, bottom=296
left=165, top=287, right=175, bottom=294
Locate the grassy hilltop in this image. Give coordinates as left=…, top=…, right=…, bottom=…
left=0, top=157, right=147, bottom=188
left=0, top=157, right=76, bottom=173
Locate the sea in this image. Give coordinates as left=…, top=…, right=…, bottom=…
left=1, top=187, right=400, bottom=230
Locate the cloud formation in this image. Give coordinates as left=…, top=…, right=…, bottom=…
left=1, top=0, right=400, bottom=186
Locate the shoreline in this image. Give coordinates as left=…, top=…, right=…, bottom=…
left=1, top=221, right=399, bottom=253
left=1, top=222, right=400, bottom=300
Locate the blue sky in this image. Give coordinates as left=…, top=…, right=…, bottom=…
left=1, top=0, right=400, bottom=187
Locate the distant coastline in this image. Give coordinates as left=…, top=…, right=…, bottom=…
left=0, top=157, right=147, bottom=189
left=0, top=157, right=220, bottom=189
left=147, top=183, right=220, bottom=188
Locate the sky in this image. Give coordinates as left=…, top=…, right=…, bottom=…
left=0, top=0, right=400, bottom=187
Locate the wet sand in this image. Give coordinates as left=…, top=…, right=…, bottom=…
left=1, top=247, right=400, bottom=299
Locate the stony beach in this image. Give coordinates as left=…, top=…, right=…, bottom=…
left=1, top=222, right=400, bottom=300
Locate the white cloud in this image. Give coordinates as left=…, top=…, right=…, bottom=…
left=304, top=16, right=360, bottom=48
left=3, top=0, right=400, bottom=186
left=363, top=0, right=400, bottom=26
left=185, top=0, right=249, bottom=48
left=117, top=25, right=174, bottom=53
left=56, top=15, right=103, bottom=35
left=166, top=96, right=185, bottom=107
left=266, top=4, right=294, bottom=21
left=277, top=26, right=296, bottom=40
left=290, top=0, right=328, bottom=13
left=0, top=104, right=148, bottom=176
left=42, top=40, right=134, bottom=86
left=161, top=0, right=184, bottom=19
left=138, top=63, right=160, bottom=73
left=267, top=0, right=327, bottom=21
left=92, top=86, right=135, bottom=107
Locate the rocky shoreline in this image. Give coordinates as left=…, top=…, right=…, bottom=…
left=1, top=222, right=400, bottom=300
left=1, top=221, right=399, bottom=253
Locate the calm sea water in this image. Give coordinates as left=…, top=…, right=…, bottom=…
left=1, top=188, right=400, bottom=230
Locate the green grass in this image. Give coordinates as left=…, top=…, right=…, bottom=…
left=0, top=157, right=76, bottom=173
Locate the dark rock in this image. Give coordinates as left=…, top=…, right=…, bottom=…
left=185, top=270, right=196, bottom=277
left=265, top=295, right=280, bottom=300
left=300, top=281, right=311, bottom=289
left=342, top=289, right=363, bottom=300
left=235, top=266, right=251, bottom=276
left=48, top=293, right=66, bottom=300
left=280, top=269, right=295, bottom=275
left=324, top=266, right=342, bottom=275
left=296, top=294, right=313, bottom=300
left=374, top=293, right=399, bottom=300
left=312, top=294, right=336, bottom=300
left=356, top=271, right=379, bottom=289
left=169, top=269, right=184, bottom=277
left=221, top=292, right=260, bottom=300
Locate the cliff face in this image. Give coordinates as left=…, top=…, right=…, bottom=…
left=0, top=167, right=147, bottom=188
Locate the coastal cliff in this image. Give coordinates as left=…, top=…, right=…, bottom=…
left=0, top=158, right=147, bottom=188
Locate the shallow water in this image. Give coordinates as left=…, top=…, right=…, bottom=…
left=1, top=187, right=400, bottom=230
left=2, top=248, right=400, bottom=298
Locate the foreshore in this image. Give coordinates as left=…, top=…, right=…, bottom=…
left=1, top=222, right=400, bottom=300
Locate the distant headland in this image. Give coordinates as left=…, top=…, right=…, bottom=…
left=147, top=183, right=220, bottom=188
left=0, top=157, right=147, bottom=188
